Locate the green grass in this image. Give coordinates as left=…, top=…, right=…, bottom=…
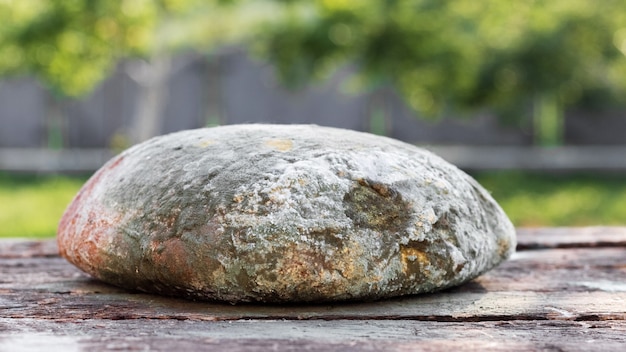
left=1, top=171, right=626, bottom=239
left=473, top=172, right=626, bottom=227
left=0, top=173, right=87, bottom=238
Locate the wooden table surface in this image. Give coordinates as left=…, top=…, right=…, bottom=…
left=1, top=227, right=625, bottom=351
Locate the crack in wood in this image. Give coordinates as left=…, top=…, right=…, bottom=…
left=518, top=242, right=626, bottom=250
left=4, top=310, right=624, bottom=323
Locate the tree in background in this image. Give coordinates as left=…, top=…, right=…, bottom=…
left=257, top=0, right=626, bottom=146
left=1, top=0, right=626, bottom=146
left=463, top=0, right=626, bottom=146
left=0, top=0, right=158, bottom=145
left=0, top=0, right=282, bottom=143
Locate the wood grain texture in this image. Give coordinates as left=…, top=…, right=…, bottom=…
left=516, top=227, right=626, bottom=249
left=2, top=319, right=625, bottom=352
left=2, top=250, right=626, bottom=321
left=1, top=227, right=626, bottom=351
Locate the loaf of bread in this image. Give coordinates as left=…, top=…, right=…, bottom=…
left=58, top=124, right=515, bottom=303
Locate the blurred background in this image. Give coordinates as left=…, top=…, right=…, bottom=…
left=2, top=0, right=626, bottom=238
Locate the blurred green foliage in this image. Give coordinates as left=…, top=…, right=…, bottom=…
left=0, top=173, right=86, bottom=238
left=474, top=172, right=626, bottom=227
left=0, top=0, right=268, bottom=95
left=0, top=0, right=156, bottom=95
left=257, top=0, right=626, bottom=144
left=1, top=0, right=626, bottom=143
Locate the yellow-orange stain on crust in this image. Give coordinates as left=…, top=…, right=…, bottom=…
left=401, top=247, right=430, bottom=273
left=264, top=139, right=293, bottom=152
left=197, top=140, right=216, bottom=148
left=334, top=243, right=366, bottom=280
left=497, top=237, right=513, bottom=258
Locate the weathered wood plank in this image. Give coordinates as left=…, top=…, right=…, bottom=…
left=3, top=286, right=625, bottom=322
left=0, top=239, right=58, bottom=258
left=1, top=319, right=625, bottom=352
left=1, top=248, right=625, bottom=321
left=516, top=227, right=626, bottom=249
left=429, top=145, right=626, bottom=172
left=1, top=229, right=625, bottom=351
left=0, top=148, right=113, bottom=173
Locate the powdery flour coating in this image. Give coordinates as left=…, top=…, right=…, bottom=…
left=57, top=124, right=516, bottom=303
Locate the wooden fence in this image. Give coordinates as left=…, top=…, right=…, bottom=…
left=2, top=50, right=626, bottom=173
left=3, top=50, right=626, bottom=150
